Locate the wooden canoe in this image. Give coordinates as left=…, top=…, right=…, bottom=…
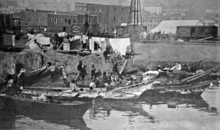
left=0, top=94, right=91, bottom=119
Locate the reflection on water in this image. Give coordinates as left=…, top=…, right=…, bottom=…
left=0, top=97, right=16, bottom=130
left=0, top=97, right=91, bottom=130
left=84, top=86, right=220, bottom=130
left=0, top=85, right=219, bottom=130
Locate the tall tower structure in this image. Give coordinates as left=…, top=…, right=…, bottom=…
left=125, top=0, right=143, bottom=36
left=127, top=0, right=142, bottom=28
left=218, top=0, right=220, bottom=37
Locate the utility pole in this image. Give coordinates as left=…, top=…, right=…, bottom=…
left=218, top=0, right=220, bottom=37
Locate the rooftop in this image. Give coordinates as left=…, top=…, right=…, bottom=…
left=74, top=0, right=130, bottom=6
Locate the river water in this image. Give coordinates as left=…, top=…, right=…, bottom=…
left=0, top=85, right=220, bottom=130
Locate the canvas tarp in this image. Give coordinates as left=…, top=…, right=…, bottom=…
left=109, top=38, right=131, bottom=56
left=25, top=34, right=53, bottom=50
left=150, top=20, right=203, bottom=34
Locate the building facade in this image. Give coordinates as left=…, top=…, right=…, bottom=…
left=13, top=11, right=49, bottom=32
left=163, top=8, right=189, bottom=20
left=142, top=13, right=168, bottom=31
left=76, top=2, right=130, bottom=34
left=1, top=0, right=130, bottom=35
left=12, top=10, right=99, bottom=34
left=0, top=0, right=130, bottom=12
left=0, top=6, right=25, bottom=14
left=144, top=7, right=162, bottom=15
left=109, top=5, right=130, bottom=34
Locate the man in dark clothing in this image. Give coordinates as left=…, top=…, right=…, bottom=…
left=91, top=64, right=96, bottom=80
left=102, top=72, right=109, bottom=84
left=103, top=50, right=108, bottom=63
left=81, top=65, right=87, bottom=80
left=75, top=61, right=83, bottom=80
left=113, top=63, right=120, bottom=76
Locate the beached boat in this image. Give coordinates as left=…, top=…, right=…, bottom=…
left=21, top=88, right=79, bottom=98
left=21, top=87, right=106, bottom=101
left=149, top=80, right=211, bottom=97
left=99, top=81, right=157, bottom=100
left=0, top=94, right=91, bottom=119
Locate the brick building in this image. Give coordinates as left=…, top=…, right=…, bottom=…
left=13, top=11, right=50, bottom=32
left=76, top=2, right=130, bottom=34
left=12, top=10, right=99, bottom=34
left=0, top=0, right=130, bottom=13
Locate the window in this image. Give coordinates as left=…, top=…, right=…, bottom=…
left=114, top=8, right=116, bottom=12
left=36, top=18, right=38, bottom=22
left=39, top=18, right=41, bottom=22
left=68, top=19, right=71, bottom=24
left=65, top=19, right=67, bottom=23
left=75, top=2, right=87, bottom=12
left=122, top=8, right=123, bottom=11
left=121, top=17, right=123, bottom=20
left=59, top=18, right=62, bottom=23
left=49, top=18, right=52, bottom=22
left=73, top=19, right=76, bottom=23
left=78, top=15, right=84, bottom=23
left=114, top=17, right=116, bottom=21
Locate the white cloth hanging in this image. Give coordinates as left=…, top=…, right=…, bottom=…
left=109, top=38, right=131, bottom=56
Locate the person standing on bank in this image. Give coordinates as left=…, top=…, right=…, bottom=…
left=91, top=64, right=96, bottom=80
left=75, top=61, right=83, bottom=81
left=81, top=65, right=87, bottom=80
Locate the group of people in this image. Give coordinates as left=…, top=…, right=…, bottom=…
left=72, top=59, right=124, bottom=91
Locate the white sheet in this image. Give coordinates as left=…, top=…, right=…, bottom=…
left=89, top=38, right=95, bottom=53
left=109, top=38, right=131, bottom=56
left=82, top=35, right=88, bottom=43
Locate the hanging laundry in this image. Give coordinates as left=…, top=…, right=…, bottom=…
left=82, top=35, right=88, bottom=44
left=109, top=38, right=131, bottom=56
left=89, top=38, right=95, bottom=53
left=58, top=32, right=67, bottom=37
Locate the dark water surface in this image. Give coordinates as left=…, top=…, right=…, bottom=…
left=0, top=85, right=220, bottom=130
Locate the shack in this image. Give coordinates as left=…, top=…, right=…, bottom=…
left=176, top=26, right=218, bottom=40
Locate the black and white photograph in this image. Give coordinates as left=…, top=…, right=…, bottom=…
left=0, top=0, right=219, bottom=130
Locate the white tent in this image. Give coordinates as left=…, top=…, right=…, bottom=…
left=150, top=20, right=203, bottom=34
